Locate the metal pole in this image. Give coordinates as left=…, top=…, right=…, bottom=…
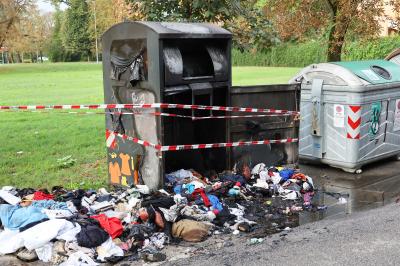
left=1, top=51, right=3, bottom=64
left=93, top=0, right=99, bottom=63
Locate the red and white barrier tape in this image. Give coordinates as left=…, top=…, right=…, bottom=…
left=1, top=109, right=193, bottom=118
left=106, top=130, right=160, bottom=150
left=0, top=103, right=300, bottom=115
left=0, top=109, right=294, bottom=120
left=191, top=114, right=292, bottom=120
left=106, top=130, right=298, bottom=152
left=160, top=138, right=298, bottom=151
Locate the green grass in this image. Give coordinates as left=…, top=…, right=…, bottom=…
left=0, top=63, right=299, bottom=189
left=232, top=66, right=300, bottom=85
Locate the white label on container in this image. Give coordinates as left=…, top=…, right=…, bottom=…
left=361, top=69, right=380, bottom=81
left=333, top=104, right=345, bottom=128
left=394, top=99, right=400, bottom=132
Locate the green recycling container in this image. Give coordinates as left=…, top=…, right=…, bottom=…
left=291, top=60, right=400, bottom=173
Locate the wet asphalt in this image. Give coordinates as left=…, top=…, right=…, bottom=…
left=167, top=203, right=400, bottom=266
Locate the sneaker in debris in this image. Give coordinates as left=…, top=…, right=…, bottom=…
left=53, top=240, right=67, bottom=256
left=16, top=248, right=38, bottom=262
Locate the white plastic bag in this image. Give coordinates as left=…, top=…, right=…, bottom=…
left=35, top=243, right=53, bottom=262
left=60, top=251, right=98, bottom=266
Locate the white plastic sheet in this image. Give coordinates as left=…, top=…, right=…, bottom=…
left=60, top=251, right=98, bottom=266
left=35, top=243, right=53, bottom=262
left=0, top=219, right=80, bottom=254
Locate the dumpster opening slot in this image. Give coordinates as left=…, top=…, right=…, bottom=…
left=181, top=45, right=213, bottom=79
left=163, top=87, right=228, bottom=175
left=371, top=65, right=391, bottom=80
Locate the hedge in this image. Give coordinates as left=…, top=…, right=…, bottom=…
left=232, top=36, right=400, bottom=67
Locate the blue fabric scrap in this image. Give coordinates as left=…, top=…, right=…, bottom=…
left=0, top=204, right=48, bottom=230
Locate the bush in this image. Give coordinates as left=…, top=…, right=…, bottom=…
left=232, top=41, right=327, bottom=67
left=233, top=36, right=400, bottom=67
left=342, top=36, right=400, bottom=61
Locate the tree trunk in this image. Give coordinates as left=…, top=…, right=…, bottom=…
left=326, top=0, right=354, bottom=62
left=16, top=52, right=22, bottom=63
left=184, top=1, right=192, bottom=20
left=325, top=0, right=342, bottom=62
left=8, top=52, right=14, bottom=63
left=327, top=32, right=345, bottom=62
left=327, top=16, right=351, bottom=62
left=5, top=53, right=8, bottom=63
left=0, top=18, right=14, bottom=48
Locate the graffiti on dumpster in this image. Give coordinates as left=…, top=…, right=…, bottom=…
left=109, top=161, right=121, bottom=184
left=108, top=149, right=141, bottom=186
left=369, top=102, right=381, bottom=140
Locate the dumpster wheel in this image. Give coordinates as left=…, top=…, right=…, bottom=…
left=340, top=167, right=362, bottom=174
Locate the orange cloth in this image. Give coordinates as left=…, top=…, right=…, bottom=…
left=119, top=153, right=131, bottom=176
left=134, top=170, right=139, bottom=185
left=133, top=156, right=141, bottom=185
left=109, top=162, right=121, bottom=184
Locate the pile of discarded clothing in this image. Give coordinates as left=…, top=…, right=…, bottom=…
left=0, top=165, right=320, bottom=265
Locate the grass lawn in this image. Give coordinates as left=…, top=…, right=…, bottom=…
left=0, top=63, right=300, bottom=189
left=231, top=66, right=300, bottom=85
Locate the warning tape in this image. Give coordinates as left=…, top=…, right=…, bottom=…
left=191, top=114, right=293, bottom=120
left=0, top=110, right=295, bottom=120
left=0, top=110, right=193, bottom=118
left=0, top=103, right=300, bottom=115
left=107, top=130, right=298, bottom=152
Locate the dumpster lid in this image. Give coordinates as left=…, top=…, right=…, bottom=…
left=102, top=21, right=231, bottom=41
left=138, top=21, right=231, bottom=36
left=332, top=60, right=400, bottom=84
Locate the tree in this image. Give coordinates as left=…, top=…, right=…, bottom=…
left=31, top=10, right=53, bottom=62
left=131, top=0, right=243, bottom=23
left=131, top=0, right=276, bottom=52
left=225, top=3, right=277, bottom=52
left=265, top=0, right=400, bottom=61
left=87, top=0, right=143, bottom=48
left=3, top=3, right=52, bottom=63
left=62, top=0, right=91, bottom=60
left=0, top=0, right=33, bottom=47
left=48, top=9, right=67, bottom=62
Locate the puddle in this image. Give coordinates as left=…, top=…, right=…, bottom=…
left=298, top=160, right=400, bottom=225
left=219, top=160, right=400, bottom=238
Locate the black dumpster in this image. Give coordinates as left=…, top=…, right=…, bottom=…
left=102, top=22, right=232, bottom=190
left=102, top=21, right=299, bottom=191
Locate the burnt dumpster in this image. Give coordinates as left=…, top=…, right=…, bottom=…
left=102, top=21, right=299, bottom=190
left=102, top=21, right=231, bottom=190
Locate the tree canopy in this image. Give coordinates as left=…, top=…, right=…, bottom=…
left=132, top=0, right=243, bottom=22
left=2, top=0, right=399, bottom=63
left=62, top=0, right=91, bottom=59
left=129, top=0, right=277, bottom=52
left=0, top=0, right=33, bottom=47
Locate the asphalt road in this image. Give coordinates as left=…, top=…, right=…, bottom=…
left=166, top=203, right=400, bottom=266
